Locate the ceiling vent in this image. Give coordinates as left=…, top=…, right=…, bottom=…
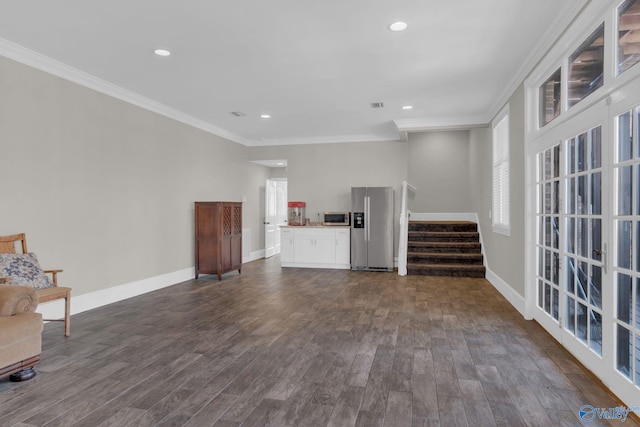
left=370, top=102, right=384, bottom=109
left=229, top=111, right=246, bottom=117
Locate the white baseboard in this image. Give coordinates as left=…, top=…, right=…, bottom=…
left=37, top=253, right=276, bottom=321
left=485, top=267, right=526, bottom=316
left=36, top=267, right=195, bottom=320
left=245, top=249, right=265, bottom=263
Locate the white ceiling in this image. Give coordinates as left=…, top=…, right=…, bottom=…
left=0, top=1, right=585, bottom=146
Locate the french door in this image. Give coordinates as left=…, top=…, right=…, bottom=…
left=533, top=99, right=612, bottom=376
left=561, top=124, right=607, bottom=362
left=612, top=106, right=640, bottom=393
left=533, top=93, right=640, bottom=405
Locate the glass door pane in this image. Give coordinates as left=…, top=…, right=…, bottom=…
left=564, top=126, right=604, bottom=356
left=614, top=109, right=640, bottom=386
left=536, top=145, right=562, bottom=322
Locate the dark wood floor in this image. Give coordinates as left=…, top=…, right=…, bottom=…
left=0, top=256, right=635, bottom=427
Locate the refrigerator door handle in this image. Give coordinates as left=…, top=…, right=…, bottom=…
left=365, top=196, right=370, bottom=242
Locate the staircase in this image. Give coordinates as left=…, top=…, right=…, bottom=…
left=407, top=221, right=485, bottom=278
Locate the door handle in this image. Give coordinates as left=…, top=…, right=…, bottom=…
left=365, top=196, right=371, bottom=242
left=594, top=244, right=607, bottom=273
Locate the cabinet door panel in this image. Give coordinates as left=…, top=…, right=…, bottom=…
left=281, top=229, right=294, bottom=262
left=294, top=235, right=315, bottom=263
left=314, top=233, right=335, bottom=264
left=335, top=229, right=350, bottom=264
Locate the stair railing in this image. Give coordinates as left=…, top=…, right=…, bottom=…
left=398, top=181, right=417, bottom=276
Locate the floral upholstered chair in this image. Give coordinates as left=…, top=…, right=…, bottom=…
left=0, top=233, right=71, bottom=336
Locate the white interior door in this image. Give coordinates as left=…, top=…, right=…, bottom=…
left=275, top=180, right=288, bottom=253
left=265, top=179, right=277, bottom=258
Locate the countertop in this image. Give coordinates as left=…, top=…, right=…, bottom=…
left=280, top=225, right=350, bottom=229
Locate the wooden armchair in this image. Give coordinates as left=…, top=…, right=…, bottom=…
left=0, top=233, right=71, bottom=336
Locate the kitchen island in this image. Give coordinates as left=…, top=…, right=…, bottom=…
left=280, top=226, right=350, bottom=269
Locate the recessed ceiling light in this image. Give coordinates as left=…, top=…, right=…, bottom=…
left=388, top=22, right=408, bottom=32
left=260, top=114, right=271, bottom=119
left=276, top=162, right=285, bottom=166
left=402, top=105, right=413, bottom=110
left=154, top=49, right=171, bottom=57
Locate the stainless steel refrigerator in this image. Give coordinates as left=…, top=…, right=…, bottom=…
left=351, top=187, right=394, bottom=271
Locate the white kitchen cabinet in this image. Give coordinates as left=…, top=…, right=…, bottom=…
left=294, top=229, right=335, bottom=264
left=335, top=228, right=351, bottom=265
left=280, top=226, right=350, bottom=269
left=280, top=228, right=294, bottom=263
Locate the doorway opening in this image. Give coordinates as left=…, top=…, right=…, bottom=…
left=265, top=178, right=287, bottom=258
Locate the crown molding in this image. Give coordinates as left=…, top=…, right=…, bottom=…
left=250, top=159, right=288, bottom=168
left=243, top=133, right=401, bottom=147
left=0, top=37, right=250, bottom=146
left=393, top=117, right=488, bottom=133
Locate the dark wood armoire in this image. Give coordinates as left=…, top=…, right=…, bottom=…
left=195, top=201, right=242, bottom=280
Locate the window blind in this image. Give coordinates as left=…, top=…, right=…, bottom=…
left=492, top=107, right=510, bottom=235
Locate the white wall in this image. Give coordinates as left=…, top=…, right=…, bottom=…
left=0, top=55, right=269, bottom=298
left=250, top=140, right=408, bottom=253
left=470, top=83, right=527, bottom=298
left=407, top=130, right=472, bottom=213
left=250, top=140, right=408, bottom=218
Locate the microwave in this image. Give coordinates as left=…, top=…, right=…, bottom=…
left=323, top=212, right=350, bottom=226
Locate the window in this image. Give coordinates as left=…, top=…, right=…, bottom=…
left=568, top=23, right=604, bottom=108
left=617, top=0, right=640, bottom=75
left=493, top=106, right=510, bottom=235
left=539, top=68, right=562, bottom=127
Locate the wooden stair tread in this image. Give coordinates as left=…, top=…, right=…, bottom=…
left=408, top=254, right=483, bottom=263
left=408, top=241, right=481, bottom=248
left=407, top=263, right=485, bottom=268
left=409, top=240, right=480, bottom=247
left=408, top=251, right=481, bottom=256
left=409, top=220, right=476, bottom=224
left=409, top=230, right=480, bottom=236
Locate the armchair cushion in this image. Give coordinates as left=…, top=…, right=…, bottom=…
left=0, top=285, right=39, bottom=316
left=0, top=253, right=54, bottom=290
